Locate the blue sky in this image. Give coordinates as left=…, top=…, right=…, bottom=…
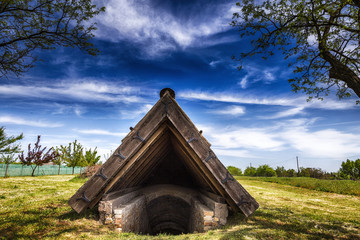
left=1, top=0, right=360, bottom=172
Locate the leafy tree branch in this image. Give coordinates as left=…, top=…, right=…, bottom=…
left=232, top=0, right=360, bottom=102
left=0, top=0, right=105, bottom=78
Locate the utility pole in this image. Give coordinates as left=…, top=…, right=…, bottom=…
left=296, top=156, right=300, bottom=176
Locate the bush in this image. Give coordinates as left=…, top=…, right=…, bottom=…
left=80, top=165, right=102, bottom=178
left=256, top=165, right=276, bottom=177
left=339, top=159, right=360, bottom=180
left=227, top=166, right=242, bottom=176
left=244, top=166, right=257, bottom=176
left=275, top=166, right=286, bottom=177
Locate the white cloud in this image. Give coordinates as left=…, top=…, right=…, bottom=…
left=201, top=125, right=284, bottom=151
left=120, top=104, right=153, bottom=119
left=74, top=129, right=126, bottom=137
left=0, top=80, right=144, bottom=104
left=237, top=65, right=280, bottom=87
left=209, top=105, right=245, bottom=116
left=52, top=103, right=86, bottom=117
left=238, top=76, right=248, bottom=89
left=262, top=107, right=305, bottom=119
left=209, top=60, right=222, bottom=68
left=200, top=118, right=360, bottom=162
left=212, top=148, right=254, bottom=158
left=94, top=0, right=233, bottom=56
left=307, top=34, right=318, bottom=45
left=280, top=126, right=360, bottom=159
left=178, top=90, right=355, bottom=110
left=179, top=90, right=296, bottom=106
left=0, top=115, right=63, bottom=128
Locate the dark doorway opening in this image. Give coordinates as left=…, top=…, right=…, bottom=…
left=146, top=195, right=191, bottom=235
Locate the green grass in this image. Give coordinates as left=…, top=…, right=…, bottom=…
left=236, top=176, right=360, bottom=196
left=0, top=175, right=359, bottom=239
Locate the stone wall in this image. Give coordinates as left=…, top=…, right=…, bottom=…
left=113, top=195, right=149, bottom=233
left=98, top=184, right=228, bottom=234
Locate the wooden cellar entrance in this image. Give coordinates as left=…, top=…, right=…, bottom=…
left=69, top=88, right=259, bottom=234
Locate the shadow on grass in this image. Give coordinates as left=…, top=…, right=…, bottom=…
left=0, top=204, right=99, bottom=240
left=219, top=207, right=360, bottom=240
left=59, top=205, right=99, bottom=221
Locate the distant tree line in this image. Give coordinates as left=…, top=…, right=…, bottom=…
left=0, top=126, right=102, bottom=177
left=227, top=159, right=360, bottom=180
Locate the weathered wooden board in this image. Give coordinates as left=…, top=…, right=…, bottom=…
left=166, top=94, right=259, bottom=216
left=113, top=130, right=171, bottom=190
left=69, top=93, right=168, bottom=213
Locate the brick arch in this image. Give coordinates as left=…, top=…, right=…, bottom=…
left=146, top=195, right=191, bottom=235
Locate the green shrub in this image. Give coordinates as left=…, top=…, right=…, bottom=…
left=244, top=166, right=257, bottom=176
left=256, top=164, right=276, bottom=177
left=227, top=166, right=242, bottom=176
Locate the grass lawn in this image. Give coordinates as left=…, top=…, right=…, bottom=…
left=0, top=175, right=359, bottom=239
left=237, top=176, right=360, bottom=196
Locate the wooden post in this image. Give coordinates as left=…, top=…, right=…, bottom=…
left=296, top=156, right=299, bottom=176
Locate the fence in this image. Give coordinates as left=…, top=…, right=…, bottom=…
left=0, top=164, right=85, bottom=177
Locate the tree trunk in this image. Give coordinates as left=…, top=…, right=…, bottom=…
left=320, top=45, right=360, bottom=98
left=58, top=165, right=61, bottom=175
left=5, top=163, right=9, bottom=177
left=72, top=166, right=75, bottom=175
left=31, top=166, right=37, bottom=177
left=329, top=67, right=360, bottom=98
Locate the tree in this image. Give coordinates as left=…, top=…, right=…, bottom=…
left=256, top=164, right=277, bottom=177
left=339, top=159, right=360, bottom=179
left=355, top=159, right=360, bottom=179
left=275, top=166, right=286, bottom=177
left=285, top=169, right=297, bottom=177
left=0, top=0, right=105, bottom=78
left=83, top=147, right=100, bottom=166
left=1, top=153, right=16, bottom=177
left=244, top=166, right=257, bottom=176
left=60, top=140, right=84, bottom=174
left=52, top=147, right=63, bottom=175
left=18, top=135, right=59, bottom=176
left=232, top=0, right=360, bottom=102
left=227, top=166, right=243, bottom=176
left=0, top=126, right=23, bottom=154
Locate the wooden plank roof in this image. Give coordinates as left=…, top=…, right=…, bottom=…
left=69, top=88, right=259, bottom=217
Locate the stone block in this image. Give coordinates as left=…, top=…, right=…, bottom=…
left=98, top=201, right=112, bottom=213
left=113, top=208, right=124, bottom=215
left=115, top=218, right=122, bottom=224
left=203, top=210, right=214, bottom=217
left=204, top=220, right=213, bottom=226
left=104, top=217, right=113, bottom=225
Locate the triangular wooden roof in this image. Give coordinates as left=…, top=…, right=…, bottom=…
left=69, top=88, right=259, bottom=217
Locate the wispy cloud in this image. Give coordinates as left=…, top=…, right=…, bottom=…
left=52, top=103, right=86, bottom=117
left=200, top=118, right=360, bottom=160
left=0, top=115, right=63, bottom=128
left=95, top=0, right=234, bottom=56
left=178, top=90, right=355, bottom=110
left=261, top=107, right=305, bottom=119
left=0, top=80, right=144, bottom=104
left=74, top=128, right=126, bottom=137
left=212, top=148, right=255, bottom=158
left=209, top=105, right=245, bottom=116
left=199, top=124, right=284, bottom=151
left=237, top=65, right=280, bottom=88
left=279, top=124, right=360, bottom=159
left=119, top=104, right=153, bottom=119
left=238, top=76, right=248, bottom=89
